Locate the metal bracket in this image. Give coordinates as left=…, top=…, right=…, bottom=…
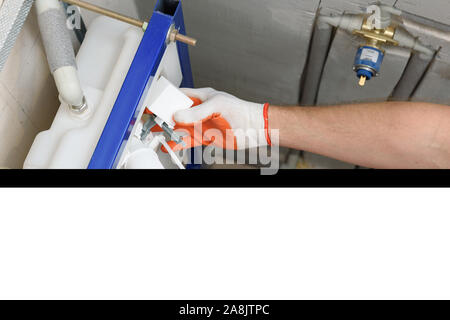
left=88, top=0, right=194, bottom=169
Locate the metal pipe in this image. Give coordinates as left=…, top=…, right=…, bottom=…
left=62, top=0, right=145, bottom=29
left=61, top=0, right=197, bottom=46
left=173, top=32, right=197, bottom=47
left=169, top=29, right=197, bottom=47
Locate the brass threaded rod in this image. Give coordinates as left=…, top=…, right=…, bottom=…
left=62, top=0, right=145, bottom=28
left=174, top=33, right=197, bottom=46
left=169, top=29, right=197, bottom=46
left=62, top=0, right=197, bottom=46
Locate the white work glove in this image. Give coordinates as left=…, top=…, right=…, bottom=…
left=168, top=88, right=272, bottom=151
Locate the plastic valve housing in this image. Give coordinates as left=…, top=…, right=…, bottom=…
left=353, top=46, right=384, bottom=80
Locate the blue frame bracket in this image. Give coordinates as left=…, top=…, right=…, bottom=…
left=88, top=0, right=194, bottom=169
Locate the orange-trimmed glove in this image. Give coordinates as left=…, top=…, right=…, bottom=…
left=165, top=88, right=272, bottom=152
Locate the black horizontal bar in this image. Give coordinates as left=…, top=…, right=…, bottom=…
left=0, top=169, right=449, bottom=188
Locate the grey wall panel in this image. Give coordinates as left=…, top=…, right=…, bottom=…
left=300, top=20, right=333, bottom=106
left=412, top=55, right=450, bottom=105
left=320, top=0, right=396, bottom=15
left=316, top=29, right=410, bottom=105
left=400, top=11, right=450, bottom=53
left=391, top=52, right=434, bottom=101
left=183, top=0, right=319, bottom=105
left=133, top=0, right=450, bottom=108
left=137, top=0, right=319, bottom=105
left=395, top=0, right=450, bottom=26
left=395, top=12, right=450, bottom=105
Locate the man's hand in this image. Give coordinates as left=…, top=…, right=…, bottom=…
left=165, top=88, right=450, bottom=169
left=167, top=88, right=271, bottom=151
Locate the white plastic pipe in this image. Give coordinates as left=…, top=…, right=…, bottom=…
left=401, top=17, right=450, bottom=43
left=319, top=14, right=364, bottom=33
left=36, top=0, right=85, bottom=110
left=53, top=66, right=84, bottom=108
left=394, top=27, right=435, bottom=56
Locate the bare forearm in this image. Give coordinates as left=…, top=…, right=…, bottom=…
left=269, top=102, right=450, bottom=169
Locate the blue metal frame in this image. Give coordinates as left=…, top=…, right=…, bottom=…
left=88, top=0, right=194, bottom=169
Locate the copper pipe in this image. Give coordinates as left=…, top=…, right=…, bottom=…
left=169, top=29, right=197, bottom=47
left=62, top=0, right=145, bottom=28
left=174, top=33, right=197, bottom=47
left=62, top=0, right=197, bottom=46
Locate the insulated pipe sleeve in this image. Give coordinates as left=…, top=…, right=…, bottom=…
left=394, top=27, right=435, bottom=56
left=36, top=0, right=84, bottom=109
left=37, top=3, right=76, bottom=72
left=319, top=14, right=364, bottom=33
left=300, top=19, right=333, bottom=106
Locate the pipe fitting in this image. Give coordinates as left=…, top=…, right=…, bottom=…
left=318, top=14, right=364, bottom=33
left=167, top=24, right=197, bottom=46
left=68, top=96, right=88, bottom=114
left=53, top=66, right=85, bottom=107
